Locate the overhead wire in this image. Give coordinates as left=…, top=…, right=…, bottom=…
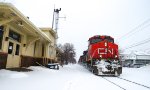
left=117, top=18, right=150, bottom=50
left=124, top=37, right=150, bottom=50
left=117, top=18, right=150, bottom=42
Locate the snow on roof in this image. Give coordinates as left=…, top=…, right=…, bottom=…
left=131, top=51, right=150, bottom=55
left=120, top=50, right=150, bottom=55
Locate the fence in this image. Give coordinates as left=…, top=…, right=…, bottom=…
left=21, top=55, right=55, bottom=67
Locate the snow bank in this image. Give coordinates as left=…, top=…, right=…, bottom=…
left=121, top=65, right=150, bottom=87
left=0, top=64, right=150, bottom=90
left=0, top=69, right=28, bottom=78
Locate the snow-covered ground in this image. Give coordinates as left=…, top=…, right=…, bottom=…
left=0, top=64, right=150, bottom=90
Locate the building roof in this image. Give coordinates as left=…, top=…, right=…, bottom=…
left=133, top=51, right=150, bottom=56
left=0, top=2, right=52, bottom=42
left=120, top=50, right=150, bottom=56
left=40, top=27, right=57, bottom=38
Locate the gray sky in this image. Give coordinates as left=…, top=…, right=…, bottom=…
left=4, top=0, right=150, bottom=59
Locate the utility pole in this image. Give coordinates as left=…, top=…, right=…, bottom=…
left=52, top=8, right=61, bottom=34
left=51, top=7, right=66, bottom=62
left=52, top=7, right=66, bottom=38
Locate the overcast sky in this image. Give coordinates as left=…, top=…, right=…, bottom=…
left=3, top=0, right=150, bottom=59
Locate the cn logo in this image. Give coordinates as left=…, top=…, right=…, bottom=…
left=98, top=48, right=113, bottom=55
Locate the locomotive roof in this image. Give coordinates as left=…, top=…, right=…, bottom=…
left=88, top=35, right=114, bottom=41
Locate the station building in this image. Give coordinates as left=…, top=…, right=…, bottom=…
left=0, top=3, right=58, bottom=69
left=119, top=51, right=150, bottom=67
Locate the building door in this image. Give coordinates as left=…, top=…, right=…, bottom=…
left=6, top=40, right=21, bottom=68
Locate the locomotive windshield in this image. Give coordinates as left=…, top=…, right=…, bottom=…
left=106, top=38, right=114, bottom=43
left=89, top=38, right=102, bottom=44
left=89, top=37, right=114, bottom=44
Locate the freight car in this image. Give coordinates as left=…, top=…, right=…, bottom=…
left=78, top=35, right=122, bottom=76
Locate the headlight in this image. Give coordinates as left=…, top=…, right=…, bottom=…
left=105, top=42, right=107, bottom=46
left=100, top=55, right=102, bottom=58
left=115, top=55, right=118, bottom=58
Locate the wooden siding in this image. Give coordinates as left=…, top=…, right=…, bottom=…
left=0, top=52, right=8, bottom=69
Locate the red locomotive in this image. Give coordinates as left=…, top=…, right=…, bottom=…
left=79, top=35, right=122, bottom=76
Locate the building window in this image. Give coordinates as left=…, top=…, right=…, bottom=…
left=0, top=26, right=4, bottom=49
left=8, top=42, right=13, bottom=54
left=42, top=44, right=44, bottom=57
left=34, top=42, right=36, bottom=56
left=9, top=30, right=21, bottom=42
left=15, top=44, right=20, bottom=55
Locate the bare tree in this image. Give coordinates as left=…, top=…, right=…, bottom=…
left=56, top=44, right=64, bottom=65
left=57, top=43, right=76, bottom=65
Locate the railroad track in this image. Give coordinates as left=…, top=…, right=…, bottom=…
left=117, top=77, right=150, bottom=89
left=101, top=76, right=126, bottom=90
left=101, top=76, right=150, bottom=90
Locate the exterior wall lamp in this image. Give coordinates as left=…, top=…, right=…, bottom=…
left=23, top=44, right=26, bottom=47
left=18, top=21, right=23, bottom=27
left=5, top=37, right=9, bottom=41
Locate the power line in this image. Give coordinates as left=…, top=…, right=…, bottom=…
left=124, top=37, right=150, bottom=50
left=118, top=18, right=150, bottom=40
left=125, top=39, right=150, bottom=49
left=117, top=18, right=150, bottom=42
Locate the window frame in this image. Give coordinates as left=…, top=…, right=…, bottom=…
left=89, top=38, right=102, bottom=44
left=0, top=26, right=4, bottom=50
left=9, top=30, right=21, bottom=42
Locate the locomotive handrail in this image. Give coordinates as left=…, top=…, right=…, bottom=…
left=90, top=48, right=101, bottom=66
